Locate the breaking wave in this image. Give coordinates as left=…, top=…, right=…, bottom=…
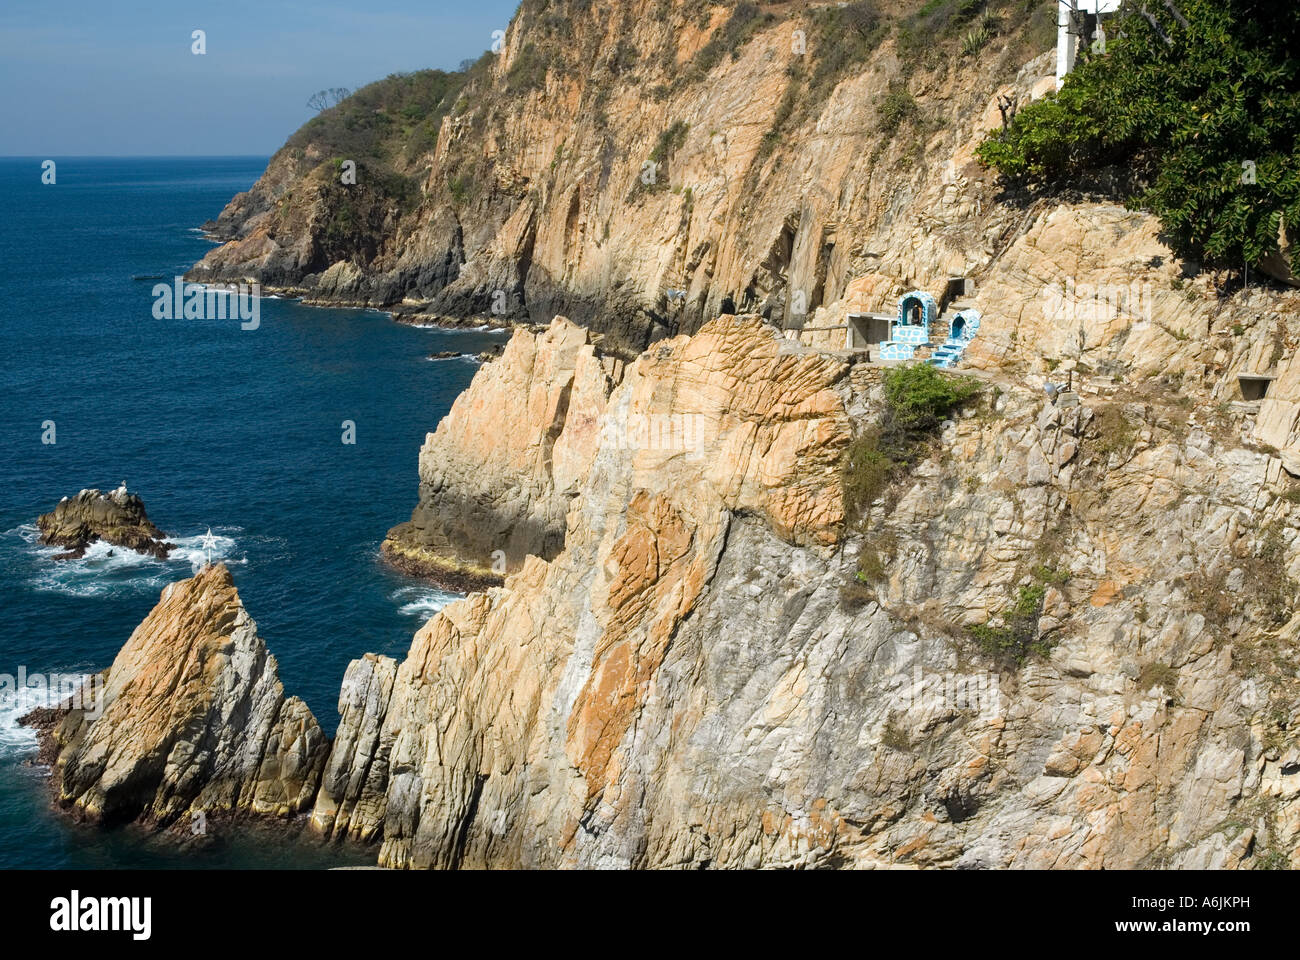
left=2, top=524, right=246, bottom=599
left=391, top=584, right=462, bottom=620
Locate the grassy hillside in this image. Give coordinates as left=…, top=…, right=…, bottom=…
left=283, top=68, right=474, bottom=211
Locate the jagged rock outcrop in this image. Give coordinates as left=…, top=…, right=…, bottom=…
left=382, top=316, right=620, bottom=588
left=37, top=487, right=172, bottom=560
left=309, top=654, right=397, bottom=842
left=37, top=564, right=328, bottom=826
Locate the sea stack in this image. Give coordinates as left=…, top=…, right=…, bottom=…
left=31, top=564, right=328, bottom=827
left=37, top=485, right=172, bottom=560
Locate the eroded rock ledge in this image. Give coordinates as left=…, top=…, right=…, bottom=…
left=37, top=487, right=172, bottom=560
left=381, top=316, right=623, bottom=590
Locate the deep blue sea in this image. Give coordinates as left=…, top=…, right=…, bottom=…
left=0, top=157, right=507, bottom=867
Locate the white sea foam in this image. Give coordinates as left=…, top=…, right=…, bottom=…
left=4, top=524, right=245, bottom=598
left=0, top=682, right=43, bottom=756
left=391, top=585, right=463, bottom=619
left=0, top=667, right=102, bottom=758
left=165, top=531, right=242, bottom=573
left=408, top=322, right=507, bottom=332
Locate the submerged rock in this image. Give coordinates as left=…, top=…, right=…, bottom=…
left=32, top=564, right=328, bottom=827
left=37, top=486, right=172, bottom=560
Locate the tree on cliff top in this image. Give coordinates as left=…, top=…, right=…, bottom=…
left=977, top=0, right=1300, bottom=276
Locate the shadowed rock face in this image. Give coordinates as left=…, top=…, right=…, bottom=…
left=37, top=488, right=172, bottom=560
left=43, top=564, right=327, bottom=826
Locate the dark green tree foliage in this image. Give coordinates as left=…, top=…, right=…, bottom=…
left=881, top=362, right=980, bottom=443
left=977, top=0, right=1300, bottom=273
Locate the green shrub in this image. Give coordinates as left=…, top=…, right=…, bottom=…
left=681, top=1, right=770, bottom=85
left=1090, top=405, right=1139, bottom=458
left=969, top=581, right=1051, bottom=666
left=650, top=121, right=689, bottom=164
left=898, top=0, right=987, bottom=61
left=287, top=70, right=466, bottom=167
left=843, top=429, right=895, bottom=521
left=976, top=0, right=1300, bottom=276
left=855, top=531, right=898, bottom=584
left=506, top=42, right=550, bottom=94
left=968, top=561, right=1069, bottom=667
left=882, top=362, right=980, bottom=442
left=878, top=83, right=917, bottom=135
left=961, top=21, right=994, bottom=56
left=843, top=365, right=979, bottom=525
left=806, top=2, right=888, bottom=102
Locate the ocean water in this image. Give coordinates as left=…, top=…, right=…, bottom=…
left=0, top=157, right=506, bottom=867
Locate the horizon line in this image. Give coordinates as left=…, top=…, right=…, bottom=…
left=0, top=154, right=272, bottom=159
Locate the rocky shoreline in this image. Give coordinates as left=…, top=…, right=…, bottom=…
left=390, top=309, right=512, bottom=332
left=378, top=537, right=502, bottom=594
left=25, top=311, right=1300, bottom=868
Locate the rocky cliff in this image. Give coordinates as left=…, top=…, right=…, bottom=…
left=382, top=317, right=619, bottom=588
left=58, top=0, right=1300, bottom=868
left=322, top=315, right=1300, bottom=869
left=42, top=313, right=1300, bottom=868
left=187, top=0, right=1066, bottom=354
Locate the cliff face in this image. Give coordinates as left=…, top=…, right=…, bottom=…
left=381, top=317, right=619, bottom=588
left=323, top=317, right=1300, bottom=869
left=357, top=314, right=853, bottom=868
left=63, top=0, right=1300, bottom=868
left=51, top=315, right=1300, bottom=868
left=187, top=0, right=1063, bottom=353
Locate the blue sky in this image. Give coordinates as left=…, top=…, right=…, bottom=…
left=0, top=0, right=524, bottom=156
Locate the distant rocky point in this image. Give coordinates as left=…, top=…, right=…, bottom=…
left=37, top=485, right=172, bottom=560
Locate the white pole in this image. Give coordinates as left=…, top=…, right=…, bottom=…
left=1056, top=0, right=1079, bottom=89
